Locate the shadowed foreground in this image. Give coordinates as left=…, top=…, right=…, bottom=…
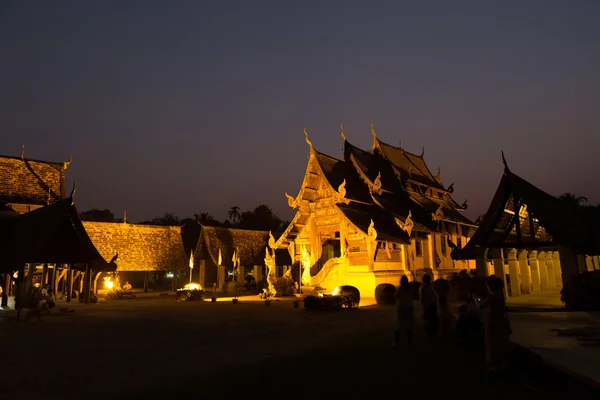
left=1, top=296, right=598, bottom=400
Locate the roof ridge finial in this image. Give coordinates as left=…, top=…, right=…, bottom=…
left=21, top=145, right=25, bottom=160
left=124, top=210, right=127, bottom=224
left=501, top=150, right=509, bottom=172
left=340, top=124, right=346, bottom=141
left=420, top=146, right=425, bottom=157
left=63, top=155, right=73, bottom=170
left=304, top=128, right=313, bottom=149
left=370, top=121, right=376, bottom=138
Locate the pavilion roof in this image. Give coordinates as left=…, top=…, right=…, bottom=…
left=454, top=162, right=600, bottom=259
left=0, top=197, right=115, bottom=273
left=83, top=221, right=188, bottom=271
left=0, top=154, right=69, bottom=207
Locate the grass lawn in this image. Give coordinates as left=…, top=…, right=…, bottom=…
left=1, top=295, right=598, bottom=400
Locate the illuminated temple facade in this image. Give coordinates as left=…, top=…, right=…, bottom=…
left=273, top=125, right=477, bottom=297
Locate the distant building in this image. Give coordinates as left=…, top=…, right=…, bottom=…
left=193, top=225, right=291, bottom=290
left=83, top=221, right=188, bottom=290
left=273, top=125, right=477, bottom=297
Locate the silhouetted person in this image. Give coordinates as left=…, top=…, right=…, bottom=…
left=420, top=274, right=439, bottom=337
left=392, top=276, right=415, bottom=346
left=478, top=276, right=511, bottom=372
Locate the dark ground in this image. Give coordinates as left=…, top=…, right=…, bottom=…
left=1, top=296, right=598, bottom=400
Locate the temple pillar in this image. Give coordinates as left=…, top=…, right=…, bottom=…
left=475, top=248, right=488, bottom=277
left=551, top=252, right=563, bottom=287
left=577, top=254, right=587, bottom=273
left=253, top=265, right=262, bottom=283
left=491, top=249, right=509, bottom=299
left=199, top=260, right=206, bottom=287
left=217, top=266, right=225, bottom=291
left=538, top=251, right=549, bottom=289
left=585, top=256, right=594, bottom=272
left=41, top=263, right=48, bottom=287
left=545, top=253, right=556, bottom=288
left=518, top=250, right=531, bottom=294
left=143, top=271, right=149, bottom=293
left=427, top=234, right=439, bottom=280
left=66, top=265, right=73, bottom=303
left=83, top=265, right=90, bottom=304
left=528, top=251, right=541, bottom=292
left=558, top=247, right=579, bottom=288
left=507, top=249, right=521, bottom=297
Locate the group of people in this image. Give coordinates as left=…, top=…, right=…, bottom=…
left=392, top=274, right=512, bottom=372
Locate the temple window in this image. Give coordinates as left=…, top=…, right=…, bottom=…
left=457, top=237, right=462, bottom=248
left=415, top=239, right=423, bottom=257
left=334, top=231, right=340, bottom=238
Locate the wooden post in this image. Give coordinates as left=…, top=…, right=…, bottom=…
left=94, top=272, right=102, bottom=295
left=25, top=263, right=34, bottom=292
left=50, top=264, right=57, bottom=291
left=1, top=273, right=10, bottom=307
left=66, top=264, right=73, bottom=303
left=144, top=271, right=149, bottom=293
left=41, top=263, right=48, bottom=288
left=84, top=264, right=90, bottom=304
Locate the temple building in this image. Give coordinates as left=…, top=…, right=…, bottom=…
left=0, top=149, right=71, bottom=214
left=83, top=221, right=189, bottom=291
left=0, top=150, right=114, bottom=305
left=272, top=124, right=477, bottom=297
left=452, top=154, right=600, bottom=298
left=193, top=225, right=291, bottom=291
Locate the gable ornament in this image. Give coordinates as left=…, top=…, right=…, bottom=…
left=395, top=210, right=414, bottom=236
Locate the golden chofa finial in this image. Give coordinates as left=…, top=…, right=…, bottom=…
left=63, top=155, right=73, bottom=170
left=370, top=121, right=377, bottom=138
left=420, top=146, right=425, bottom=157
left=304, top=128, right=313, bottom=148
left=340, top=124, right=346, bottom=141
left=21, top=145, right=25, bottom=160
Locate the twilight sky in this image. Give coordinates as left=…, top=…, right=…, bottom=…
left=2, top=1, right=599, bottom=223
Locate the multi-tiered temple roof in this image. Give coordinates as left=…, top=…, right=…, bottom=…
left=276, top=126, right=476, bottom=249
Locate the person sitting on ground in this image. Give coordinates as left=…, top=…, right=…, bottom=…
left=122, top=281, right=132, bottom=292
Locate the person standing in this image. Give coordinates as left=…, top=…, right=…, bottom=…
left=420, top=274, right=439, bottom=338
left=478, top=276, right=512, bottom=372
left=392, top=276, right=415, bottom=346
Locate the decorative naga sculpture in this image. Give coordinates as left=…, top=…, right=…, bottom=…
left=264, top=247, right=276, bottom=294
left=395, top=211, right=414, bottom=236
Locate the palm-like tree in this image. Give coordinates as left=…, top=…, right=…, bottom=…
left=228, top=206, right=241, bottom=226
left=559, top=192, right=588, bottom=207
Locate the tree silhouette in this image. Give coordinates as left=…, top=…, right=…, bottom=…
left=238, top=205, right=283, bottom=231
left=228, top=206, right=241, bottom=226
left=80, top=209, right=116, bottom=222
left=195, top=212, right=221, bottom=226
left=559, top=192, right=588, bottom=207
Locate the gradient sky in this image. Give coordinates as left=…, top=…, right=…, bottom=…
left=2, top=1, right=599, bottom=223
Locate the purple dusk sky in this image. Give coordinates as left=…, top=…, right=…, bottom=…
left=2, top=1, right=599, bottom=223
